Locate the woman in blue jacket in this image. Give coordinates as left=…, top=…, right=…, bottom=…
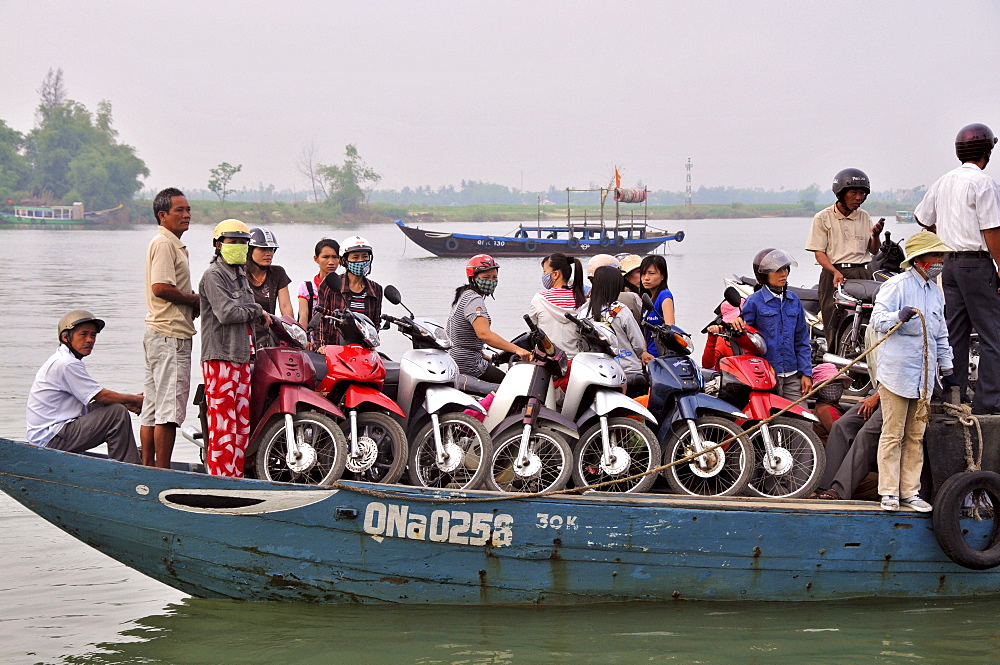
left=735, top=248, right=813, bottom=401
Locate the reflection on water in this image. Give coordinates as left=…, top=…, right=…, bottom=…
left=1, top=219, right=991, bottom=664
left=60, top=597, right=1000, bottom=665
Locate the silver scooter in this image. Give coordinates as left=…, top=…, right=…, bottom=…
left=380, top=286, right=493, bottom=490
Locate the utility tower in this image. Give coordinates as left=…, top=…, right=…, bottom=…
left=685, top=158, right=693, bottom=206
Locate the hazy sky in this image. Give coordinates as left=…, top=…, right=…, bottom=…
left=2, top=1, right=999, bottom=195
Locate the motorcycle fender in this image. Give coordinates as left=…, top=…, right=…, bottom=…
left=344, top=383, right=406, bottom=418
left=677, top=392, right=746, bottom=422
left=490, top=408, right=578, bottom=440
left=577, top=389, right=657, bottom=427
left=423, top=384, right=485, bottom=415
left=757, top=392, right=819, bottom=423
left=249, top=385, right=345, bottom=443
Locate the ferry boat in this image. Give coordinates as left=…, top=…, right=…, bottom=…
left=0, top=201, right=129, bottom=229
left=896, top=210, right=916, bottom=224
left=396, top=186, right=684, bottom=257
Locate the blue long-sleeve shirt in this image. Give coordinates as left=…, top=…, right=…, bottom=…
left=870, top=268, right=952, bottom=399
left=740, top=287, right=812, bottom=377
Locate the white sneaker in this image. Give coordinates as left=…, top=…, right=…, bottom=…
left=880, top=495, right=899, bottom=511
left=901, top=495, right=933, bottom=512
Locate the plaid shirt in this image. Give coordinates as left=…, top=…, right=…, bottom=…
left=314, top=275, right=383, bottom=347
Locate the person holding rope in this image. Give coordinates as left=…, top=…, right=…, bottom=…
left=870, top=232, right=954, bottom=512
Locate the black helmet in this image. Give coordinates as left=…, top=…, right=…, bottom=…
left=832, top=168, right=871, bottom=197
left=956, top=123, right=997, bottom=163
left=248, top=226, right=279, bottom=249
left=752, top=248, right=797, bottom=286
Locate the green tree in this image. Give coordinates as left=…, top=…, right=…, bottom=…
left=208, top=162, right=242, bottom=202
left=318, top=144, right=381, bottom=213
left=0, top=119, right=29, bottom=199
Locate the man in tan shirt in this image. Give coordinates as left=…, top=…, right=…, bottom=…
left=140, top=188, right=199, bottom=467
left=805, top=168, right=884, bottom=344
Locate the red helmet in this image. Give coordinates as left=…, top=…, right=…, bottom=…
left=466, top=254, right=499, bottom=278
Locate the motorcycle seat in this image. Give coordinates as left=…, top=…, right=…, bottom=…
left=842, top=280, right=882, bottom=301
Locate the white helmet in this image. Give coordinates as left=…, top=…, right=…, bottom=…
left=341, top=235, right=373, bottom=259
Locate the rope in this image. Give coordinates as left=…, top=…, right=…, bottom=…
left=328, top=317, right=912, bottom=504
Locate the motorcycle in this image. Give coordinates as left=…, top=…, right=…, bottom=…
left=644, top=316, right=753, bottom=497
left=312, top=309, right=408, bottom=484
left=184, top=316, right=349, bottom=485
left=481, top=315, right=579, bottom=493
left=379, top=286, right=493, bottom=490
left=561, top=312, right=661, bottom=493
left=705, top=314, right=825, bottom=499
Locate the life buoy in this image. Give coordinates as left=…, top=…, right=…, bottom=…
left=567, top=237, right=580, bottom=249
left=444, top=237, right=459, bottom=252
left=524, top=240, right=538, bottom=252
left=932, top=470, right=1000, bottom=570
left=614, top=235, right=626, bottom=247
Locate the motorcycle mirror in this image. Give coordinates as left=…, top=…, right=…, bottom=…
left=641, top=293, right=654, bottom=311
left=384, top=285, right=401, bottom=305
left=723, top=286, right=742, bottom=308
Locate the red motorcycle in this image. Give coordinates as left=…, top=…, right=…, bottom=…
left=187, top=316, right=350, bottom=485
left=707, top=318, right=826, bottom=499
left=313, top=309, right=408, bottom=484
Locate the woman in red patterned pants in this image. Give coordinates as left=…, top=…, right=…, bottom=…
left=198, top=219, right=269, bottom=477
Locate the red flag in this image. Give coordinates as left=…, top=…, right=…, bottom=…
left=614, top=168, right=621, bottom=189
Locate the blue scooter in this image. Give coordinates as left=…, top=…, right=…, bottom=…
left=645, top=321, right=753, bottom=496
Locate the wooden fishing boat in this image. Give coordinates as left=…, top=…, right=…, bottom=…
left=1, top=436, right=997, bottom=604
left=396, top=187, right=684, bottom=257
left=896, top=210, right=916, bottom=224
left=0, top=202, right=130, bottom=230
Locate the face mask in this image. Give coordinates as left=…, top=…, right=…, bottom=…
left=918, top=262, right=944, bottom=280
left=346, top=259, right=372, bottom=277
left=541, top=272, right=555, bottom=290
left=220, top=243, right=248, bottom=265
left=817, top=383, right=844, bottom=404
left=473, top=276, right=498, bottom=297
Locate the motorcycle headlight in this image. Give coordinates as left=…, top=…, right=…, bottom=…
left=354, top=313, right=381, bottom=348
left=414, top=317, right=452, bottom=349
left=281, top=319, right=308, bottom=348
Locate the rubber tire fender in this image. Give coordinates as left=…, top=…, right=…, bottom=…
left=614, top=235, right=626, bottom=247
left=932, top=470, right=1000, bottom=570
left=567, top=237, right=580, bottom=249
left=524, top=240, right=538, bottom=252
left=444, top=237, right=459, bottom=251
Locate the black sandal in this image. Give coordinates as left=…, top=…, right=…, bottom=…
left=812, top=489, right=841, bottom=500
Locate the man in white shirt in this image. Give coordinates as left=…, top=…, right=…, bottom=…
left=914, top=123, right=1000, bottom=414
left=25, top=311, right=143, bottom=463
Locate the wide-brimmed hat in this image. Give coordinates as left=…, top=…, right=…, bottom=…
left=812, top=362, right=852, bottom=387
left=618, top=254, right=642, bottom=275
left=901, top=231, right=952, bottom=268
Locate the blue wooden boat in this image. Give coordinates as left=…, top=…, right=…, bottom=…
left=1, top=437, right=997, bottom=604
left=396, top=186, right=684, bottom=257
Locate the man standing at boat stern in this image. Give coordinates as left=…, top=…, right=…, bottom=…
left=26, top=312, right=143, bottom=463
left=140, top=188, right=199, bottom=467
left=914, top=124, right=1000, bottom=415
left=806, top=168, right=884, bottom=345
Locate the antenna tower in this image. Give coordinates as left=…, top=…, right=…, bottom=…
left=685, top=158, right=693, bottom=206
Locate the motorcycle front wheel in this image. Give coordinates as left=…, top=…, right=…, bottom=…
left=485, top=427, right=572, bottom=494
left=256, top=411, right=348, bottom=485
left=572, top=417, right=661, bottom=493
left=745, top=417, right=826, bottom=499
left=837, top=318, right=873, bottom=398
left=341, top=411, right=407, bottom=484
left=408, top=413, right=492, bottom=490
left=662, top=416, right=752, bottom=497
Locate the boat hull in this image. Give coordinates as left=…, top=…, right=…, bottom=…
left=396, top=220, right=683, bottom=257
left=0, top=438, right=995, bottom=604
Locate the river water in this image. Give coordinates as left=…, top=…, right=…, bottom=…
left=2, top=216, right=1000, bottom=664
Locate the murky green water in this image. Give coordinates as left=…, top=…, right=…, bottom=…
left=3, top=218, right=998, bottom=664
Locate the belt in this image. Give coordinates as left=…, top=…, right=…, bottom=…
left=833, top=263, right=867, bottom=269
left=948, top=251, right=992, bottom=259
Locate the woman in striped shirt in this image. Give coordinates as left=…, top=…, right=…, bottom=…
left=528, top=253, right=587, bottom=358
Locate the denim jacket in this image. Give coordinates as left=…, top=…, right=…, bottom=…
left=199, top=256, right=263, bottom=363
left=740, top=287, right=812, bottom=377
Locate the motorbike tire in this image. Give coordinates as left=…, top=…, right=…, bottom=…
left=485, top=427, right=573, bottom=494
left=341, top=411, right=408, bottom=484
left=837, top=317, right=873, bottom=398
left=572, top=417, right=661, bottom=493
left=932, top=470, right=1000, bottom=570
left=408, top=412, right=492, bottom=490
left=256, top=410, right=348, bottom=486
left=744, top=417, right=826, bottom=499
left=662, top=416, right=752, bottom=497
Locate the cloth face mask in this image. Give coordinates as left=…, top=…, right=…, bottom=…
left=346, top=259, right=372, bottom=277
left=220, top=243, right=248, bottom=265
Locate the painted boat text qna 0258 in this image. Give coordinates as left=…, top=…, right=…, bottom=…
left=0, top=438, right=996, bottom=604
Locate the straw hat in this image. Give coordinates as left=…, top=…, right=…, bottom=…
left=586, top=254, right=620, bottom=277
left=618, top=254, right=642, bottom=275
left=900, top=231, right=952, bottom=268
